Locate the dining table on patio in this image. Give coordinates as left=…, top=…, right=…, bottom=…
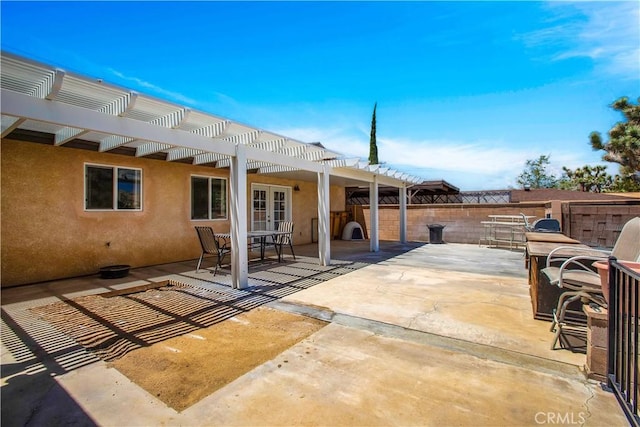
left=217, top=230, right=291, bottom=263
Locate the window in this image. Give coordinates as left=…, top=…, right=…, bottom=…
left=85, top=164, right=142, bottom=210
left=191, top=176, right=227, bottom=220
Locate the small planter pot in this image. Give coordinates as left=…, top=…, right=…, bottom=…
left=621, top=261, right=640, bottom=272
left=99, top=265, right=130, bottom=279
left=593, top=260, right=640, bottom=304
left=592, top=261, right=609, bottom=303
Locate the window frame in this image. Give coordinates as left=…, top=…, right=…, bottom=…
left=190, top=174, right=228, bottom=221
left=84, top=163, right=143, bottom=212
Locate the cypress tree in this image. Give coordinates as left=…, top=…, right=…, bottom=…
left=368, top=102, right=379, bottom=165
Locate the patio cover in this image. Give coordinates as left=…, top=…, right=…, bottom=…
left=0, top=51, right=422, bottom=288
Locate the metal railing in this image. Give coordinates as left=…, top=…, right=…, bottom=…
left=608, top=257, right=640, bottom=427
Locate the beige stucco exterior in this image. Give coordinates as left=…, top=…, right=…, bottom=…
left=1, top=138, right=345, bottom=287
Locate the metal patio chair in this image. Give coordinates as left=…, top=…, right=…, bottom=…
left=542, top=216, right=640, bottom=349
left=195, top=226, right=231, bottom=275
left=275, top=221, right=296, bottom=261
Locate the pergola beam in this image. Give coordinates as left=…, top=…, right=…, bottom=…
left=1, top=116, right=26, bottom=138
left=1, top=89, right=237, bottom=157
left=331, top=166, right=416, bottom=187
left=29, top=69, right=65, bottom=100
left=54, top=127, right=87, bottom=146
left=245, top=145, right=324, bottom=173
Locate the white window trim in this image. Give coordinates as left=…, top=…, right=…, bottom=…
left=190, top=174, right=229, bottom=221
left=84, top=163, right=143, bottom=212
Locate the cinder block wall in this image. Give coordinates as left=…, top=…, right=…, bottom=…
left=361, top=203, right=547, bottom=244
left=561, top=201, right=640, bottom=248
left=356, top=200, right=640, bottom=247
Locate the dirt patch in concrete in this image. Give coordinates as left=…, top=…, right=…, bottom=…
left=32, top=280, right=325, bottom=361
left=30, top=281, right=328, bottom=411
left=108, top=307, right=326, bottom=412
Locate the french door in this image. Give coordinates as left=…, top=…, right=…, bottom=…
left=251, top=184, right=292, bottom=232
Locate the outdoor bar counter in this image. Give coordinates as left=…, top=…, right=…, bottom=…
left=524, top=232, right=596, bottom=323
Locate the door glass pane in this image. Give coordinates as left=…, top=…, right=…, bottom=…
left=272, top=190, right=287, bottom=231
left=252, top=189, right=268, bottom=231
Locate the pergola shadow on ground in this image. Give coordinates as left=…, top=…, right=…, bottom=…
left=0, top=242, right=420, bottom=379
left=28, top=255, right=375, bottom=362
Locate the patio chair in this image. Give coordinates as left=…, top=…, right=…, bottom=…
left=195, top=226, right=231, bottom=276
left=275, top=221, right=296, bottom=261
left=520, top=213, right=534, bottom=231
left=542, top=216, right=640, bottom=349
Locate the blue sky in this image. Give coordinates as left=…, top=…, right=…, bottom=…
left=2, top=1, right=639, bottom=190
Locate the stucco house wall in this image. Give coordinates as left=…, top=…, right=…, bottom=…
left=1, top=138, right=345, bottom=287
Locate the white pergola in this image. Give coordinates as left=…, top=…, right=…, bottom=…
left=0, top=52, right=422, bottom=289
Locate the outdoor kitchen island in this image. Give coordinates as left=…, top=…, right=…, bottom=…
left=524, top=232, right=594, bottom=323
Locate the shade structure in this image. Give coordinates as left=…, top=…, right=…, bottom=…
left=1, top=51, right=423, bottom=288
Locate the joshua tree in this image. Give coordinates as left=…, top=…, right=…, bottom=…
left=560, top=165, right=612, bottom=192
left=589, top=96, right=640, bottom=190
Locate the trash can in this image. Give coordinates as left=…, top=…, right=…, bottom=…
left=427, top=224, right=445, bottom=244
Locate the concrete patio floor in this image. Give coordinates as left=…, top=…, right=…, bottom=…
left=1, top=241, right=627, bottom=426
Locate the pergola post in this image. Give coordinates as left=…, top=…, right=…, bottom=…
left=317, top=165, right=331, bottom=266
left=230, top=144, right=248, bottom=289
left=370, top=175, right=379, bottom=252
left=400, top=185, right=407, bottom=243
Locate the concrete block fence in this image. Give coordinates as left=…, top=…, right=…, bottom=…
left=561, top=201, right=640, bottom=248
left=356, top=200, right=640, bottom=247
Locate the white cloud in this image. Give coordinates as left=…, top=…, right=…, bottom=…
left=274, top=126, right=530, bottom=188
left=108, top=69, right=198, bottom=106
left=523, top=2, right=640, bottom=80
left=273, top=126, right=368, bottom=158
left=378, top=137, right=531, bottom=175
left=275, top=127, right=533, bottom=176
left=274, top=125, right=612, bottom=190
left=378, top=137, right=544, bottom=190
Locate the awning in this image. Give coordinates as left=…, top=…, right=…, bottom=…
left=0, top=51, right=422, bottom=188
